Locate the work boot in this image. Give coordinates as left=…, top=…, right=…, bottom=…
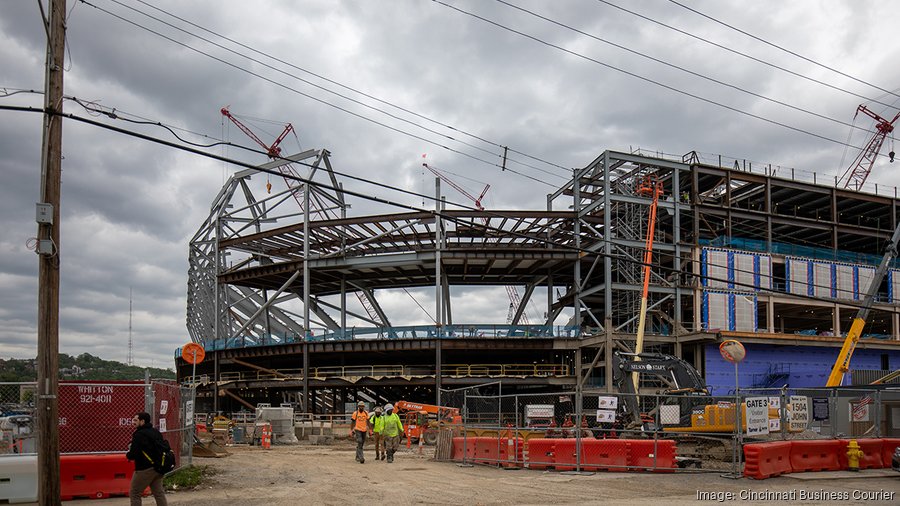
left=360, top=458, right=365, bottom=464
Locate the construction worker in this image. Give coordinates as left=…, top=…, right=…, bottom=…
left=350, top=401, right=371, bottom=464
left=369, top=406, right=385, bottom=460
left=381, top=403, right=404, bottom=463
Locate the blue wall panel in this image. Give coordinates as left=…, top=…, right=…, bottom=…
left=703, top=343, right=900, bottom=395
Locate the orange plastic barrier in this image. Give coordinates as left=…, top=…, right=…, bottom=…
left=525, top=438, right=556, bottom=470
left=472, top=437, right=498, bottom=465
left=471, top=437, right=523, bottom=467
left=627, top=440, right=676, bottom=472
left=60, top=453, right=144, bottom=501
left=743, top=441, right=792, bottom=480
left=450, top=437, right=475, bottom=462
left=789, top=440, right=841, bottom=472
left=552, top=439, right=580, bottom=471
left=880, top=438, right=900, bottom=469
left=579, top=439, right=627, bottom=471
left=836, top=439, right=883, bottom=470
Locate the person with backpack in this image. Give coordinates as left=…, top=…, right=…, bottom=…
left=126, top=412, right=169, bottom=505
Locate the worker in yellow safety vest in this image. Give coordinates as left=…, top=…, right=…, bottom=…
left=381, top=403, right=404, bottom=463
left=350, top=401, right=371, bottom=464
left=369, top=406, right=385, bottom=461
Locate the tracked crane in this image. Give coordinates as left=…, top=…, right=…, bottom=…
left=838, top=105, right=898, bottom=191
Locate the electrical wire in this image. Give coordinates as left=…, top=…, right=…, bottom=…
left=127, top=0, right=569, bottom=173
left=3, top=104, right=893, bottom=313
left=431, top=1, right=874, bottom=154
left=666, top=0, right=900, bottom=101
left=76, top=0, right=559, bottom=187
left=596, top=0, right=899, bottom=110
left=88, top=0, right=566, bottom=181
left=493, top=0, right=870, bottom=134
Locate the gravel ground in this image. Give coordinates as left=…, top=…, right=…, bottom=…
left=59, top=441, right=899, bottom=505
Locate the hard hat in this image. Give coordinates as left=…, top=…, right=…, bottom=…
left=357, top=401, right=365, bottom=407
left=384, top=403, right=394, bottom=411
left=374, top=406, right=383, bottom=413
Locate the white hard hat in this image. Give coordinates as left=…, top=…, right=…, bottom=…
left=384, top=403, right=394, bottom=411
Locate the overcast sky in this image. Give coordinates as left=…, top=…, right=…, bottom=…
left=2, top=1, right=899, bottom=369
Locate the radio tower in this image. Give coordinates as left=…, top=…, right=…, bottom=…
left=127, top=287, right=134, bottom=366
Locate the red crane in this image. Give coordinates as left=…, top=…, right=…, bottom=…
left=221, top=106, right=294, bottom=158
left=423, top=162, right=490, bottom=224
left=839, top=105, right=898, bottom=191
left=220, top=107, right=385, bottom=327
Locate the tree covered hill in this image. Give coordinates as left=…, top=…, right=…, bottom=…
left=0, top=353, right=175, bottom=382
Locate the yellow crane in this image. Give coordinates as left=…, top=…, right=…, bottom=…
left=826, top=224, right=900, bottom=386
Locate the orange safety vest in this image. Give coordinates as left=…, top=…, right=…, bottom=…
left=352, top=410, right=369, bottom=432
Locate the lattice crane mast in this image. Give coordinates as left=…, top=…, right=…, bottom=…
left=220, top=107, right=384, bottom=327
left=505, top=286, right=530, bottom=325
left=839, top=105, right=898, bottom=191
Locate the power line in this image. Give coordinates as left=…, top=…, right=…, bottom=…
left=2, top=103, right=892, bottom=313
left=595, top=0, right=899, bottom=111
left=494, top=0, right=871, bottom=134
left=432, top=1, right=877, bottom=154
left=666, top=0, right=900, bottom=101
left=84, top=0, right=568, bottom=181
left=129, top=0, right=570, bottom=174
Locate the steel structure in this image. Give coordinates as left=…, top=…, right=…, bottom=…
left=183, top=148, right=900, bottom=414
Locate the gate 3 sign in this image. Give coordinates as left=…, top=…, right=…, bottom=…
left=744, top=397, right=769, bottom=436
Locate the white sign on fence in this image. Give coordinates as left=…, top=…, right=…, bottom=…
left=745, top=397, right=769, bottom=436
left=768, top=396, right=780, bottom=410
left=597, top=396, right=618, bottom=409
left=596, top=409, right=617, bottom=423
left=769, top=417, right=781, bottom=432
left=789, top=396, right=809, bottom=432
left=660, top=404, right=681, bottom=425
left=185, top=400, right=194, bottom=423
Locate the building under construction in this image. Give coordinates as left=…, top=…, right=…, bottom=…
left=178, top=149, right=900, bottom=414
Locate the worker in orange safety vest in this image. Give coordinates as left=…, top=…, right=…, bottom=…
left=350, top=401, right=372, bottom=464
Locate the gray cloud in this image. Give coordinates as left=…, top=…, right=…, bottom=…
left=2, top=0, right=898, bottom=367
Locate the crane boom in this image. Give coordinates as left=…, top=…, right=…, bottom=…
left=839, top=105, right=899, bottom=191
left=826, top=223, right=900, bottom=386
left=221, top=107, right=294, bottom=158
left=423, top=163, right=490, bottom=211
left=632, top=175, right=664, bottom=390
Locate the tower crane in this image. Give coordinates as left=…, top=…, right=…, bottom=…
left=220, top=107, right=386, bottom=328
left=838, top=105, right=898, bottom=191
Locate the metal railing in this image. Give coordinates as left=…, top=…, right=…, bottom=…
left=192, top=363, right=571, bottom=384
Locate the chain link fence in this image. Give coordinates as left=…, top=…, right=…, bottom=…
left=0, top=381, right=194, bottom=470
left=436, top=385, right=900, bottom=474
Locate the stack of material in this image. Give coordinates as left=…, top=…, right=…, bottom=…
left=256, top=406, right=298, bottom=444
left=433, top=429, right=453, bottom=461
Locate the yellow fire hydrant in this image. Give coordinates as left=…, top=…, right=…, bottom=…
left=846, top=439, right=864, bottom=472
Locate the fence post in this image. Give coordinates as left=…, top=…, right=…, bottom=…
left=874, top=389, right=881, bottom=438
left=780, top=386, right=788, bottom=441
left=575, top=387, right=583, bottom=472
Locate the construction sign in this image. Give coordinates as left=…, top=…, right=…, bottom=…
left=744, top=397, right=769, bottom=436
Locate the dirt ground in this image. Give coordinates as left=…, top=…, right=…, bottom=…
left=63, top=440, right=899, bottom=506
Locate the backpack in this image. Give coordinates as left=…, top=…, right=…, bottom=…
left=143, top=432, right=177, bottom=474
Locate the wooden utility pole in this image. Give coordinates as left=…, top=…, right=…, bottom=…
left=37, top=0, right=66, bottom=503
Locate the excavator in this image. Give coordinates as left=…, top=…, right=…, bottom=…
left=612, top=351, right=751, bottom=460
left=394, top=400, right=462, bottom=445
